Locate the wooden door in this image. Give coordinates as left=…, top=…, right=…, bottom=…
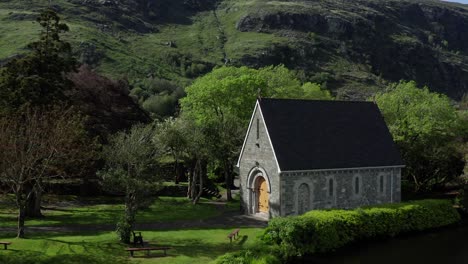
left=257, top=177, right=269, bottom=213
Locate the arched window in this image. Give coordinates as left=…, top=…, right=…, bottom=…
left=354, top=177, right=360, bottom=195
left=256, top=118, right=260, bottom=140
left=379, top=175, right=384, bottom=193
left=297, top=183, right=310, bottom=214
left=328, top=178, right=334, bottom=197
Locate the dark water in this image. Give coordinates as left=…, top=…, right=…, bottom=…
left=301, top=225, right=468, bottom=264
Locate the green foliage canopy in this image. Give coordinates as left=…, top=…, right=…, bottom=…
left=131, top=77, right=185, bottom=119
left=180, top=65, right=333, bottom=124
left=375, top=81, right=461, bottom=142
left=374, top=81, right=465, bottom=192
left=98, top=124, right=163, bottom=242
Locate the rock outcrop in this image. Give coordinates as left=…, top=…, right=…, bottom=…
left=235, top=0, right=468, bottom=99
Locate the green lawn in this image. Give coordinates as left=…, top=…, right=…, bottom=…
left=0, top=196, right=229, bottom=228
left=0, top=228, right=264, bottom=264
left=0, top=195, right=262, bottom=263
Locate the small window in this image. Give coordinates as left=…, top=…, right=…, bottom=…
left=328, top=178, right=334, bottom=197
left=354, top=177, right=360, bottom=195
left=379, top=175, right=384, bottom=193
left=256, top=119, right=260, bottom=140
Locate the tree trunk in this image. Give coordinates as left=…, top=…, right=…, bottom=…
left=120, top=191, right=137, bottom=244
left=191, top=160, right=198, bottom=202
left=193, top=159, right=203, bottom=205
left=17, top=204, right=26, bottom=238
left=25, top=187, right=43, bottom=218
left=174, top=157, right=180, bottom=185
left=224, top=160, right=232, bottom=201
left=187, top=160, right=195, bottom=199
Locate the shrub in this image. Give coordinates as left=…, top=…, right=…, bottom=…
left=261, top=199, right=460, bottom=257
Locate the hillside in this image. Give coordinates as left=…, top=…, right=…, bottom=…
left=1, top=0, right=467, bottom=99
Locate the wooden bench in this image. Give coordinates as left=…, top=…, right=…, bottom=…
left=227, top=228, right=240, bottom=243
left=0, top=241, right=11, bottom=250
left=132, top=231, right=144, bottom=246
left=125, top=247, right=172, bottom=257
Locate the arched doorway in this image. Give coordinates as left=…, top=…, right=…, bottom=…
left=256, top=176, right=269, bottom=213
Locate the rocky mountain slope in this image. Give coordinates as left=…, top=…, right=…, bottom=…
left=1, top=0, right=467, bottom=99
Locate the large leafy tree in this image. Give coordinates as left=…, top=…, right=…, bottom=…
left=181, top=65, right=333, bottom=200
left=0, top=8, right=77, bottom=111
left=180, top=65, right=332, bottom=124
left=156, top=117, right=211, bottom=204
left=155, top=117, right=188, bottom=184
left=374, top=81, right=465, bottom=192
left=98, top=124, right=163, bottom=243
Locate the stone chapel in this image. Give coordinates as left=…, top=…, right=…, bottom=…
left=236, top=98, right=404, bottom=218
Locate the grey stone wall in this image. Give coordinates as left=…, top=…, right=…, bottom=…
left=238, top=104, right=403, bottom=218
left=280, top=167, right=401, bottom=216
left=238, top=106, right=281, bottom=218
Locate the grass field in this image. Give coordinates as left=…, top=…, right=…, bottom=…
left=0, top=195, right=263, bottom=264
left=0, top=196, right=227, bottom=228
left=0, top=228, right=264, bottom=264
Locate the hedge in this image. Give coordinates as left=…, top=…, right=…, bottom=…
left=261, top=199, right=460, bottom=257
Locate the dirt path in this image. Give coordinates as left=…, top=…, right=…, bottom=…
left=0, top=201, right=267, bottom=234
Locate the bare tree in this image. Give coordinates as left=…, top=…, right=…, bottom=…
left=0, top=106, right=98, bottom=238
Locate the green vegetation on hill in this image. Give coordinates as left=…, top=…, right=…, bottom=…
left=1, top=0, right=468, bottom=100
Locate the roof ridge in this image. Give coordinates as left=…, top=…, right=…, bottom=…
left=259, top=98, right=375, bottom=104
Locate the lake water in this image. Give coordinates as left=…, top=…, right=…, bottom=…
left=300, top=224, right=468, bottom=264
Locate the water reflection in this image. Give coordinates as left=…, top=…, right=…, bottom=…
left=301, top=225, right=468, bottom=264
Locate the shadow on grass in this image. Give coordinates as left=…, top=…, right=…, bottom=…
left=0, top=233, right=128, bottom=264
left=0, top=252, right=128, bottom=264
left=0, top=227, right=262, bottom=263
left=236, top=235, right=248, bottom=245
left=1, top=195, right=225, bottom=228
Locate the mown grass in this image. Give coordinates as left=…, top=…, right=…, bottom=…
left=0, top=194, right=260, bottom=264
left=0, top=228, right=264, bottom=264
left=0, top=196, right=229, bottom=228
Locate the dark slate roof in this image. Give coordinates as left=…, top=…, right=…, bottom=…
left=258, top=98, right=404, bottom=171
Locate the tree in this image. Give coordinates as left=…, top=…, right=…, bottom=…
left=183, top=119, right=210, bottom=204
left=0, top=8, right=77, bottom=111
left=98, top=124, right=163, bottom=243
left=203, top=115, right=244, bottom=201
left=155, top=117, right=188, bottom=184
left=156, top=117, right=212, bottom=204
left=374, top=81, right=465, bottom=192
left=301, top=82, right=333, bottom=100
left=180, top=65, right=333, bottom=200
left=180, top=65, right=332, bottom=124
left=0, top=9, right=82, bottom=218
left=0, top=106, right=98, bottom=238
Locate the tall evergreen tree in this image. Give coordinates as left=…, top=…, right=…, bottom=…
left=0, top=8, right=77, bottom=111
